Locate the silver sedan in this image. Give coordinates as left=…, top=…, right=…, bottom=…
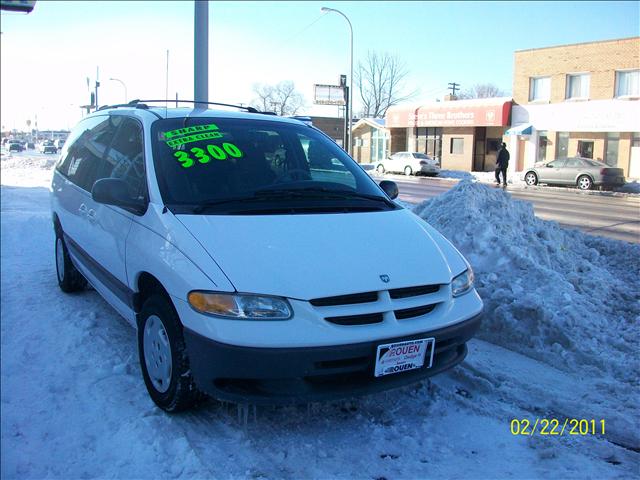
left=523, top=157, right=625, bottom=190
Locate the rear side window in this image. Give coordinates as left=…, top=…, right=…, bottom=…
left=56, top=116, right=121, bottom=191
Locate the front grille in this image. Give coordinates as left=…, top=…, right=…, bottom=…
left=325, top=312, right=384, bottom=326
left=390, top=284, right=440, bottom=299
left=310, top=291, right=378, bottom=307
left=394, top=304, right=437, bottom=320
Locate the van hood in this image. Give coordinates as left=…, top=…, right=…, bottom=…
left=176, top=209, right=467, bottom=300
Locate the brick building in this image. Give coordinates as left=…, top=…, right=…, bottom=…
left=508, top=37, right=640, bottom=177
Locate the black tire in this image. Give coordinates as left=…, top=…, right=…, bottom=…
left=55, top=234, right=86, bottom=293
left=376, top=164, right=385, bottom=174
left=137, top=294, right=205, bottom=412
left=524, top=171, right=538, bottom=186
left=577, top=175, right=593, bottom=190
left=404, top=166, right=413, bottom=176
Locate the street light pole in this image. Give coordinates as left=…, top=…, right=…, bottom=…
left=109, top=78, right=128, bottom=103
left=321, top=6, right=353, bottom=156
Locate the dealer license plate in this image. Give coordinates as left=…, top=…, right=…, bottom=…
left=374, top=338, right=435, bottom=377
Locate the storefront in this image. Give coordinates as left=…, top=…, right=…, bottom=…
left=509, top=100, right=640, bottom=177
left=351, top=118, right=389, bottom=164
left=385, top=98, right=512, bottom=171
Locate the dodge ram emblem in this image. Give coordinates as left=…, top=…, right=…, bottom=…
left=380, top=274, right=390, bottom=283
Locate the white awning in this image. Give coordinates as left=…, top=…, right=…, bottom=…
left=505, top=123, right=533, bottom=135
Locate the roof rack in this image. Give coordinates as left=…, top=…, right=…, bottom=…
left=97, top=99, right=262, bottom=113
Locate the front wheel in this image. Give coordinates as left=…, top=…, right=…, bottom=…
left=376, top=164, right=385, bottom=174
left=524, top=172, right=538, bottom=186
left=577, top=175, right=593, bottom=190
left=404, top=166, right=413, bottom=176
left=138, top=294, right=205, bottom=412
left=55, top=235, right=86, bottom=293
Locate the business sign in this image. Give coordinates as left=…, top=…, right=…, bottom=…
left=314, top=84, right=346, bottom=106
left=386, top=100, right=512, bottom=128
left=0, top=0, right=36, bottom=12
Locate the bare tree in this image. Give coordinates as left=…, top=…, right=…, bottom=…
left=458, top=83, right=506, bottom=99
left=250, top=81, right=305, bottom=116
left=355, top=51, right=418, bottom=118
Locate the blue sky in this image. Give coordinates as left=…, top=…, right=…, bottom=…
left=1, top=1, right=638, bottom=129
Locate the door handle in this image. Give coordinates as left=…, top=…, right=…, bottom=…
left=78, top=203, right=88, bottom=215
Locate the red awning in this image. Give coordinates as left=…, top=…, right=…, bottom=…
left=386, top=98, right=512, bottom=128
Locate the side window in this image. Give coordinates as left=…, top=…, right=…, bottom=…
left=97, top=118, right=146, bottom=200
left=56, top=116, right=120, bottom=191
left=565, top=158, right=584, bottom=168
left=547, top=159, right=566, bottom=168
left=301, top=134, right=356, bottom=189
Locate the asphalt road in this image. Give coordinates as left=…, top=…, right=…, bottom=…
left=384, top=174, right=640, bottom=244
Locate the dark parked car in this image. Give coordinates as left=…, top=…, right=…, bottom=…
left=523, top=157, right=625, bottom=190
left=8, top=142, right=24, bottom=152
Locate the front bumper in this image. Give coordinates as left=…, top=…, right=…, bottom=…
left=184, top=311, right=482, bottom=404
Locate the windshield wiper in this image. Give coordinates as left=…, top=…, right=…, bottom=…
left=283, top=187, right=396, bottom=208
left=191, top=187, right=395, bottom=214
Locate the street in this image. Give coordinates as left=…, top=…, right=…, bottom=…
left=383, top=174, right=640, bottom=244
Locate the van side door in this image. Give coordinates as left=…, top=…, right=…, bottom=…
left=83, top=116, right=147, bottom=320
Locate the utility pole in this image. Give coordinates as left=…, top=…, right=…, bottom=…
left=95, top=67, right=100, bottom=111
left=448, top=82, right=460, bottom=97
left=194, top=0, right=209, bottom=108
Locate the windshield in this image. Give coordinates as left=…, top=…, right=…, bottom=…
left=151, top=117, right=396, bottom=214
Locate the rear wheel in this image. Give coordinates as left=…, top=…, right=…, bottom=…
left=577, top=175, right=592, bottom=190
left=138, top=294, right=205, bottom=412
left=404, top=166, right=413, bottom=176
left=55, top=235, right=86, bottom=293
left=524, top=172, right=538, bottom=186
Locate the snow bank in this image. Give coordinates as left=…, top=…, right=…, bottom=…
left=413, top=180, right=640, bottom=384
left=438, top=170, right=474, bottom=180
left=1, top=154, right=58, bottom=170
left=615, top=180, right=640, bottom=194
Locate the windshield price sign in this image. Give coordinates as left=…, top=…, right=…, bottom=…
left=374, top=338, right=435, bottom=377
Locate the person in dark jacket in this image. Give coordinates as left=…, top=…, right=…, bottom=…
left=495, top=142, right=510, bottom=186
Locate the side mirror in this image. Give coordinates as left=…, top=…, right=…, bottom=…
left=546, top=164, right=553, bottom=168
left=92, top=178, right=146, bottom=215
left=379, top=180, right=398, bottom=199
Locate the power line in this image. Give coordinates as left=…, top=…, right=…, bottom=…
left=448, top=82, right=460, bottom=96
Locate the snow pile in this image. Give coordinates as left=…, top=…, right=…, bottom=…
left=413, top=180, right=640, bottom=384
left=1, top=154, right=58, bottom=170
left=438, top=169, right=474, bottom=180
left=615, top=180, right=640, bottom=194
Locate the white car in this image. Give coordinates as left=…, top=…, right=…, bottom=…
left=51, top=101, right=482, bottom=411
left=377, top=152, right=440, bottom=176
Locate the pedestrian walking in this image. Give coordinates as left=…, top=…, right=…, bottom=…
left=495, top=142, right=510, bottom=186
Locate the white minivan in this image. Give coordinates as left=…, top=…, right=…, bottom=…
left=51, top=102, right=483, bottom=411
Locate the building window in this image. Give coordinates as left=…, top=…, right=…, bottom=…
left=577, top=140, right=594, bottom=159
left=450, top=137, right=464, bottom=154
left=537, top=131, right=548, bottom=163
left=615, top=70, right=640, bottom=98
left=566, top=73, right=590, bottom=100
left=605, top=133, right=619, bottom=167
left=529, top=77, right=550, bottom=102
left=556, top=132, right=569, bottom=159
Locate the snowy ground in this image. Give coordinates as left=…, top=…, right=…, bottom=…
left=1, top=155, right=639, bottom=479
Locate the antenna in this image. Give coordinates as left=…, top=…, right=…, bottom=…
left=165, top=49, right=169, bottom=117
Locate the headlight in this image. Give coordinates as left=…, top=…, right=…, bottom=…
left=451, top=268, right=474, bottom=297
left=187, top=291, right=292, bottom=320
